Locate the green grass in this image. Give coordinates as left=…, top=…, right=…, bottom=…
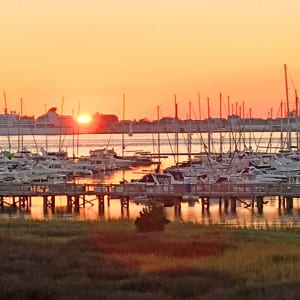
left=0, top=219, right=299, bottom=299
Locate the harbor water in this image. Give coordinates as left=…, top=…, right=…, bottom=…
left=0, top=132, right=300, bottom=227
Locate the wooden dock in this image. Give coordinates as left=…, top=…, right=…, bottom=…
left=0, top=181, right=298, bottom=213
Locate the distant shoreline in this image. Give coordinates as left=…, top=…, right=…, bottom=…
left=0, top=124, right=298, bottom=136
left=0, top=113, right=299, bottom=136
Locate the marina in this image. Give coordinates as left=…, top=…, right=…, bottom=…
left=0, top=132, right=299, bottom=227
left=2, top=3, right=300, bottom=298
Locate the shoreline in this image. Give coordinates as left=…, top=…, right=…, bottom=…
left=0, top=219, right=299, bottom=299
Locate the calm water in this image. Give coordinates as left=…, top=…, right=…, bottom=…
left=1, top=132, right=300, bottom=227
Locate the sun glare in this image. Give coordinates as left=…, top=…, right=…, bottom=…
left=77, top=115, right=92, bottom=124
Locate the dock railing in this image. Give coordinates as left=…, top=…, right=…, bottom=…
left=0, top=181, right=299, bottom=199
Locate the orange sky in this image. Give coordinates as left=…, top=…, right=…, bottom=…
left=1, top=0, right=300, bottom=120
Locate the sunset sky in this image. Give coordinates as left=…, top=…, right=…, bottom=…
left=1, top=0, right=300, bottom=121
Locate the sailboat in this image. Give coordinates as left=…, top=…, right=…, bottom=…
left=3, top=91, right=12, bottom=155
left=284, top=64, right=292, bottom=152
left=118, top=94, right=153, bottom=167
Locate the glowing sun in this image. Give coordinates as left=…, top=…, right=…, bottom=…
left=77, top=115, right=92, bottom=124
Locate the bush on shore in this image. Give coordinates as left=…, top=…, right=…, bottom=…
left=134, top=203, right=169, bottom=232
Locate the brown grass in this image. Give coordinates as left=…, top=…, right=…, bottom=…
left=89, top=227, right=235, bottom=273
left=0, top=219, right=299, bottom=299
left=92, top=230, right=231, bottom=258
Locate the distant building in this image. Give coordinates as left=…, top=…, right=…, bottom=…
left=20, top=115, right=35, bottom=128
left=0, top=113, right=19, bottom=127
left=36, top=107, right=75, bottom=128
left=93, top=113, right=119, bottom=132
left=0, top=113, right=35, bottom=128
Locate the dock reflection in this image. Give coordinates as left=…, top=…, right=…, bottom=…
left=0, top=193, right=299, bottom=228
left=0, top=167, right=299, bottom=228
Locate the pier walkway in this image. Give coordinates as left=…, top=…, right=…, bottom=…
left=0, top=181, right=298, bottom=212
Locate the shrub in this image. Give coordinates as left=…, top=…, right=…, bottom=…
left=134, top=203, right=169, bottom=233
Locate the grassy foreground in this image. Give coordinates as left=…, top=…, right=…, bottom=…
left=0, top=219, right=299, bottom=300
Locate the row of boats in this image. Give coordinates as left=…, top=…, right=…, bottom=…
left=126, top=150, right=300, bottom=187
left=0, top=147, right=154, bottom=185
left=2, top=144, right=300, bottom=191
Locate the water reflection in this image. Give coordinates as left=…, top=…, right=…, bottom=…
left=1, top=184, right=298, bottom=229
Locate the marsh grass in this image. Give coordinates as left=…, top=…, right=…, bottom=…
left=0, top=219, right=299, bottom=299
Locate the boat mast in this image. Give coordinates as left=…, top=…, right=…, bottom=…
left=219, top=93, right=223, bottom=155
left=235, top=101, right=238, bottom=150
left=207, top=97, right=211, bottom=154
left=58, top=96, right=64, bottom=152
left=174, top=94, right=179, bottom=164
left=45, top=104, right=48, bottom=152
left=280, top=100, right=284, bottom=150
left=72, top=108, right=75, bottom=159
left=228, top=96, right=232, bottom=153
left=122, top=93, right=125, bottom=157
left=296, top=89, right=299, bottom=151
left=242, top=101, right=246, bottom=151
left=76, top=102, right=80, bottom=158
left=18, top=97, right=24, bottom=152
left=249, top=107, right=252, bottom=152
left=157, top=105, right=161, bottom=167
left=284, top=64, right=292, bottom=151
left=3, top=91, right=11, bottom=153
left=188, top=101, right=192, bottom=162
left=18, top=98, right=21, bottom=153
left=198, top=92, right=203, bottom=153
